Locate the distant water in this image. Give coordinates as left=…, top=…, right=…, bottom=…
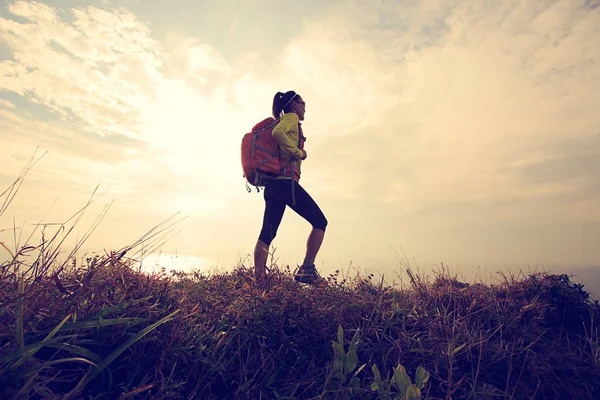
left=139, top=253, right=211, bottom=274
left=451, top=264, right=600, bottom=299
left=135, top=254, right=600, bottom=300
left=361, top=262, right=600, bottom=301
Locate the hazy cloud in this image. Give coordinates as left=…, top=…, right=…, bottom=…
left=0, top=0, right=162, bottom=137
left=0, top=0, right=598, bottom=271
left=282, top=0, right=600, bottom=222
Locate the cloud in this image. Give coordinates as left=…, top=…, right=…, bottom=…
left=274, top=0, right=600, bottom=227
left=0, top=0, right=598, bottom=269
left=0, top=0, right=163, bottom=138
left=0, top=1, right=276, bottom=258
left=0, top=98, right=15, bottom=109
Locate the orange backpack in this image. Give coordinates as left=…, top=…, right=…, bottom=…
left=241, top=117, right=280, bottom=190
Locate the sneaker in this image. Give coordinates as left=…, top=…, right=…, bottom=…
left=294, top=264, right=326, bottom=286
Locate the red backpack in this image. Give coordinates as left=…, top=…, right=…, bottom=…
left=241, top=117, right=280, bottom=190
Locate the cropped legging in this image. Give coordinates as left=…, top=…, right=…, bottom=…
left=258, top=178, right=328, bottom=245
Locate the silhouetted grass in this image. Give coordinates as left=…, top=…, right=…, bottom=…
left=1, top=252, right=600, bottom=399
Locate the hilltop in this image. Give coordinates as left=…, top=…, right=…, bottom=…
left=1, top=251, right=600, bottom=399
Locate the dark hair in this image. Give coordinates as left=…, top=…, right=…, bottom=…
left=272, top=91, right=299, bottom=118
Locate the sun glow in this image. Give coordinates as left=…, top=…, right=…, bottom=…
left=141, top=252, right=210, bottom=274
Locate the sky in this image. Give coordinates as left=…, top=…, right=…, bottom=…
left=1, top=0, right=599, bottom=285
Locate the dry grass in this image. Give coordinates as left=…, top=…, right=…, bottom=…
left=1, top=253, right=600, bottom=399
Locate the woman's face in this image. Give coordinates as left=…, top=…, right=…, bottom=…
left=292, top=96, right=306, bottom=121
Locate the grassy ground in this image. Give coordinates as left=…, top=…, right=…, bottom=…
left=1, top=252, right=600, bottom=399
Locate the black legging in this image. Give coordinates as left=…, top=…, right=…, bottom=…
left=258, top=179, right=327, bottom=245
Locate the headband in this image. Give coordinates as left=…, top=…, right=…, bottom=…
left=282, top=93, right=298, bottom=111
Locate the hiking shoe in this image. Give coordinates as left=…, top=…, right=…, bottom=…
left=294, top=264, right=326, bottom=286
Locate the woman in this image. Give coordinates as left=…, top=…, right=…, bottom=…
left=254, top=91, right=328, bottom=285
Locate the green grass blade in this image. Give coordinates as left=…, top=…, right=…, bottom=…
left=12, top=313, right=72, bottom=369
left=60, top=318, right=146, bottom=330
left=45, top=314, right=73, bottom=340
left=45, top=343, right=102, bottom=362
left=44, top=357, right=97, bottom=368
left=79, top=310, right=180, bottom=387
left=38, top=318, right=146, bottom=334
left=0, top=335, right=79, bottom=367
left=20, top=357, right=99, bottom=394
left=452, top=342, right=467, bottom=356
left=84, top=296, right=152, bottom=320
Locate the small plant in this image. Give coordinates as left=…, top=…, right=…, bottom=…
left=371, top=363, right=430, bottom=400
left=326, top=325, right=430, bottom=399
left=327, top=325, right=365, bottom=395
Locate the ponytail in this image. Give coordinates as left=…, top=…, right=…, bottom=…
left=272, top=92, right=285, bottom=118
left=272, top=90, right=299, bottom=118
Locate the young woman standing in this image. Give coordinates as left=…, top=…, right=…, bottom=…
left=254, top=91, right=328, bottom=285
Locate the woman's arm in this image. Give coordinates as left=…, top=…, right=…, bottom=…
left=272, top=114, right=305, bottom=159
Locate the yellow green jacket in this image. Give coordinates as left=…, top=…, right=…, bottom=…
left=271, top=113, right=305, bottom=181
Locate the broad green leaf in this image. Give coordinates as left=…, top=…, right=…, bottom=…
left=393, top=364, right=411, bottom=395
left=333, top=358, right=344, bottom=375
left=405, top=385, right=421, bottom=400
left=344, top=350, right=358, bottom=375
left=415, top=366, right=430, bottom=389
left=333, top=342, right=345, bottom=359
left=371, top=364, right=386, bottom=394
left=372, top=364, right=382, bottom=380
